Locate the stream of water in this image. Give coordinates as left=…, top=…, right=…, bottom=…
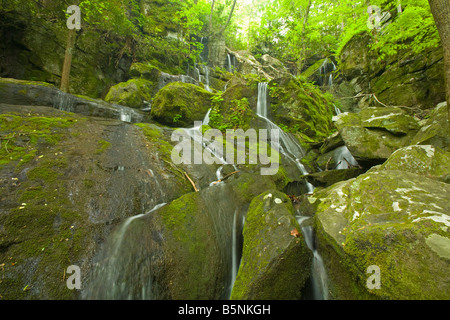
left=255, top=82, right=329, bottom=300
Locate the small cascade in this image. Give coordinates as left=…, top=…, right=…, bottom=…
left=83, top=203, right=167, bottom=299
left=118, top=105, right=132, bottom=123
left=332, top=105, right=359, bottom=170
left=227, top=53, right=233, bottom=73
left=318, top=58, right=336, bottom=87
left=226, top=208, right=245, bottom=299
left=256, top=83, right=268, bottom=118
left=255, top=82, right=313, bottom=189
left=177, top=109, right=230, bottom=169
left=255, top=81, right=328, bottom=299
left=296, top=214, right=329, bottom=300
left=53, top=90, right=77, bottom=112
left=333, top=145, right=358, bottom=170
left=334, top=104, right=342, bottom=115
left=203, top=65, right=212, bottom=92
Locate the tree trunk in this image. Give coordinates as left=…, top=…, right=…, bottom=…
left=297, top=0, right=312, bottom=73
left=209, top=0, right=215, bottom=33
left=428, top=0, right=450, bottom=125
left=60, top=28, right=76, bottom=93
left=214, top=0, right=237, bottom=36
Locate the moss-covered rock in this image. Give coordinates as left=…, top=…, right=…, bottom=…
left=304, top=168, right=362, bottom=188
left=411, top=102, right=449, bottom=151
left=0, top=78, right=145, bottom=123
left=129, top=62, right=161, bottom=82
left=268, top=76, right=335, bottom=145
left=231, top=190, right=312, bottom=300
left=333, top=107, right=419, bottom=164
left=338, top=31, right=445, bottom=111
left=0, top=104, right=189, bottom=299
left=150, top=82, right=214, bottom=127
left=311, top=170, right=450, bottom=299
left=104, top=78, right=156, bottom=109
left=372, top=145, right=450, bottom=182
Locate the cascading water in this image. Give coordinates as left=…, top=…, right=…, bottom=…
left=334, top=145, right=358, bottom=169
left=256, top=82, right=328, bottom=299
left=334, top=104, right=342, bottom=115
left=296, top=214, right=329, bottom=300
left=53, top=90, right=76, bottom=112
left=204, top=65, right=212, bottom=92
left=227, top=54, right=233, bottom=73
left=118, top=105, right=132, bottom=123
left=83, top=203, right=167, bottom=299
left=332, top=105, right=359, bottom=170
left=255, top=83, right=314, bottom=193
left=319, top=58, right=336, bottom=87
left=256, top=83, right=268, bottom=118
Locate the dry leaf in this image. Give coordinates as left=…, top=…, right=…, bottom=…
left=290, top=228, right=300, bottom=238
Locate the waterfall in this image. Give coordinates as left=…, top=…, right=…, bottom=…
left=318, top=58, right=336, bottom=87
left=227, top=54, right=233, bottom=73
left=83, top=203, right=167, bottom=300
left=334, top=104, right=342, bottom=115
left=256, top=83, right=268, bottom=118
left=333, top=145, right=358, bottom=170
left=204, top=65, right=212, bottom=92
left=176, top=109, right=230, bottom=170
left=118, top=105, right=132, bottom=123
left=297, top=214, right=329, bottom=300
left=255, top=81, right=328, bottom=299
left=53, top=90, right=76, bottom=112
left=255, top=82, right=314, bottom=193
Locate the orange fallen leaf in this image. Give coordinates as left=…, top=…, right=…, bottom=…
left=290, top=228, right=300, bottom=238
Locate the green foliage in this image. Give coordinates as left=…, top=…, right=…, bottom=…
left=173, top=114, right=183, bottom=123
left=229, top=98, right=251, bottom=129
left=369, top=0, right=440, bottom=60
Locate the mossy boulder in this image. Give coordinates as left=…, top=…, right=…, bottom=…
left=311, top=170, right=450, bottom=300
left=372, top=145, right=450, bottom=182
left=0, top=78, right=145, bottom=122
left=268, top=76, right=335, bottom=144
left=151, top=82, right=214, bottom=127
left=104, top=78, right=156, bottom=109
left=411, top=102, right=449, bottom=151
left=333, top=107, right=420, bottom=164
left=0, top=104, right=190, bottom=299
left=338, top=31, right=445, bottom=110
left=304, top=168, right=362, bottom=188
left=231, top=190, right=312, bottom=300
left=129, top=62, right=161, bottom=82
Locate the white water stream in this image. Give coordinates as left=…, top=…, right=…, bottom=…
left=256, top=82, right=329, bottom=299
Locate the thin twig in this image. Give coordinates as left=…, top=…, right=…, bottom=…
left=212, top=171, right=240, bottom=185
left=184, top=172, right=199, bottom=192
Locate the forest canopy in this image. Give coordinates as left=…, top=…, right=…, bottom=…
left=0, top=0, right=441, bottom=74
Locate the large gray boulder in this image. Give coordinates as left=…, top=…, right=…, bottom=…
left=0, top=78, right=144, bottom=122
left=231, top=190, right=312, bottom=300
left=310, top=168, right=450, bottom=299
left=333, top=107, right=420, bottom=164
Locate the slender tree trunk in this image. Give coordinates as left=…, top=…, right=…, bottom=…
left=215, top=0, right=237, bottom=36
left=60, top=28, right=76, bottom=93
left=297, top=0, right=312, bottom=73
left=428, top=0, right=450, bottom=125
left=209, top=0, right=215, bottom=33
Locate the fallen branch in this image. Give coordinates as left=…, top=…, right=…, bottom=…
left=184, top=172, right=199, bottom=192
left=212, top=171, right=240, bottom=185
left=325, top=157, right=332, bottom=171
